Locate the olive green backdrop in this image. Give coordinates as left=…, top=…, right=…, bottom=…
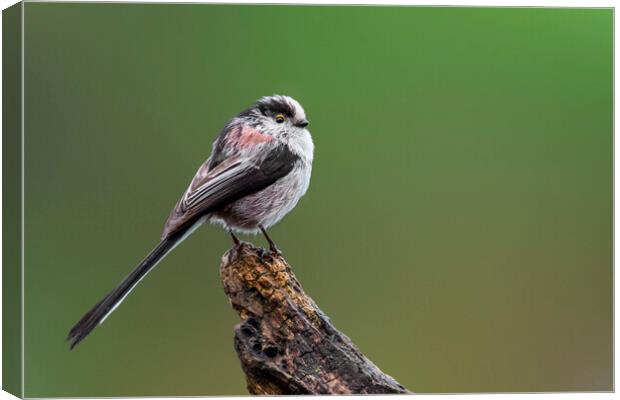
left=22, top=4, right=612, bottom=396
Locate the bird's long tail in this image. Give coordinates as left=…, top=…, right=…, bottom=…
left=67, top=230, right=187, bottom=349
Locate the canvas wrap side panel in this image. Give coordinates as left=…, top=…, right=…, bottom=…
left=3, top=2, right=23, bottom=397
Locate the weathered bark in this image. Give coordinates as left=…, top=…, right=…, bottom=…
left=220, top=242, right=411, bottom=395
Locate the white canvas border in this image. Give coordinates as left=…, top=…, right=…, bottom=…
left=0, top=1, right=614, bottom=399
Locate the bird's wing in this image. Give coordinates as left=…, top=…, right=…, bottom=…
left=161, top=144, right=298, bottom=239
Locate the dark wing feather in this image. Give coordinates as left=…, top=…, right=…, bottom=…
left=161, top=144, right=298, bottom=239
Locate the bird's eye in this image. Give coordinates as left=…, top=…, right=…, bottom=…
left=275, top=114, right=285, bottom=123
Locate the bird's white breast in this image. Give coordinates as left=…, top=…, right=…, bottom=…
left=210, top=130, right=314, bottom=234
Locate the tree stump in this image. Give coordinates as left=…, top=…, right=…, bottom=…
left=220, top=242, right=411, bottom=395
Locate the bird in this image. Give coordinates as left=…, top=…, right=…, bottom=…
left=67, top=95, right=314, bottom=349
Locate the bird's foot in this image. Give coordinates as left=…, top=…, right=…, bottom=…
left=256, top=247, right=270, bottom=264
left=256, top=247, right=282, bottom=263
left=259, top=225, right=282, bottom=258
left=269, top=244, right=282, bottom=257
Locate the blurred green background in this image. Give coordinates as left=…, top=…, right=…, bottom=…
left=23, top=4, right=612, bottom=395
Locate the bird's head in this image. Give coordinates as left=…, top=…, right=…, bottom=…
left=239, top=95, right=310, bottom=139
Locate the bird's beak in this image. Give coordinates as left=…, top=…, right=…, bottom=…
left=295, top=119, right=309, bottom=128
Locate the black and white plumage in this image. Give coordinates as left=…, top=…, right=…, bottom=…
left=68, top=95, right=313, bottom=349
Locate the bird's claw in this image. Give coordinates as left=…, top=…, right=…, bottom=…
left=257, top=247, right=269, bottom=264
left=269, top=245, right=282, bottom=257
left=256, top=246, right=282, bottom=263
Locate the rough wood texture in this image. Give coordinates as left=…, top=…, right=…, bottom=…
left=220, top=242, right=411, bottom=395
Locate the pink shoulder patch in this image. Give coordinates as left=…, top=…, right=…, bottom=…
left=237, top=125, right=273, bottom=147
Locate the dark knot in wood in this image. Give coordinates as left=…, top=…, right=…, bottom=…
left=220, top=242, right=411, bottom=395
